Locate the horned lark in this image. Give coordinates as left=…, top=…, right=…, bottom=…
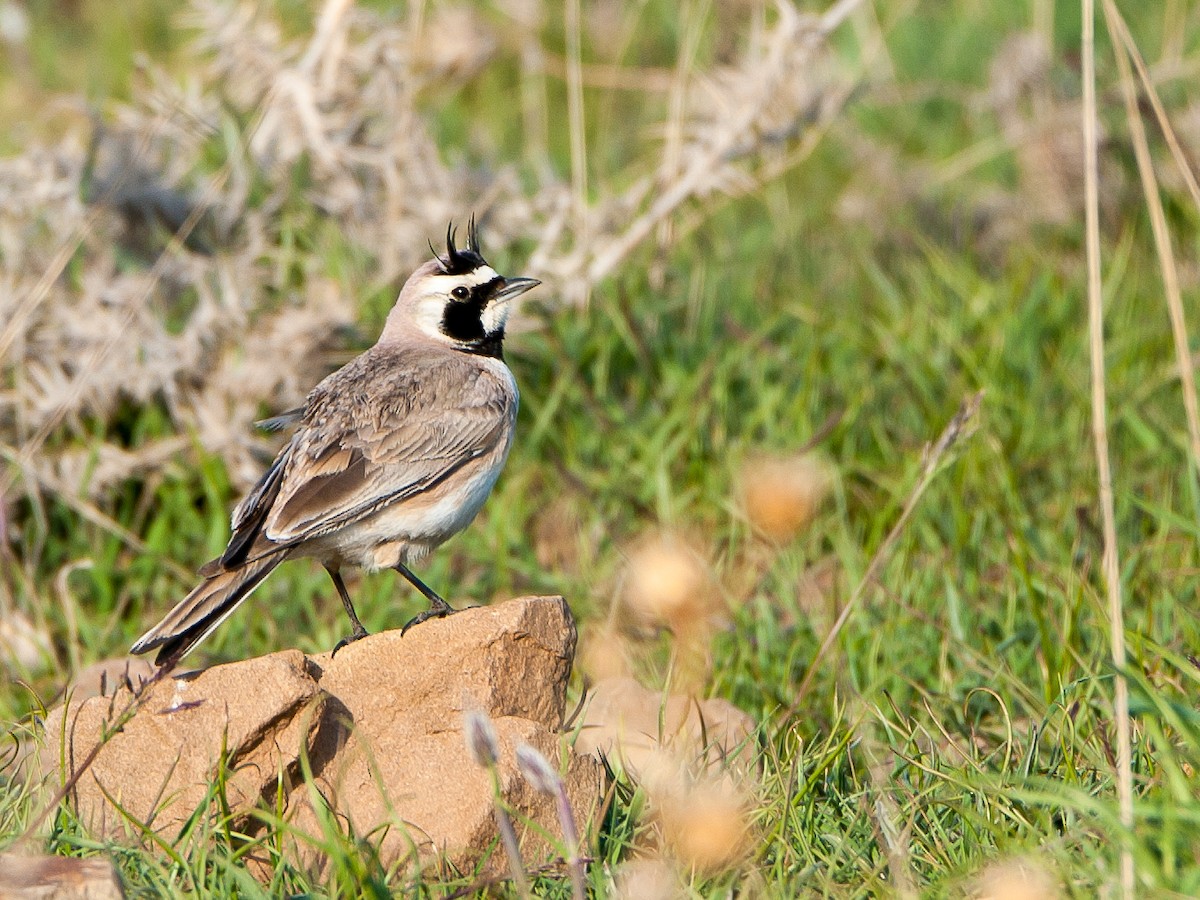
left=131, top=221, right=539, bottom=666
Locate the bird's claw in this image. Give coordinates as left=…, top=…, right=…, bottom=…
left=401, top=600, right=457, bottom=635
left=331, top=626, right=370, bottom=656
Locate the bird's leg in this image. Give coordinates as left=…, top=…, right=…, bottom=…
left=394, top=561, right=457, bottom=634
left=327, top=565, right=370, bottom=655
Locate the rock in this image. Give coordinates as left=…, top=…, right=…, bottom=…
left=9, top=659, right=157, bottom=792
left=279, top=595, right=604, bottom=875
left=575, top=676, right=757, bottom=778
left=0, top=853, right=125, bottom=899
left=40, top=649, right=322, bottom=840
left=36, top=596, right=605, bottom=879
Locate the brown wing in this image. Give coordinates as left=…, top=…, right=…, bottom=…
left=261, top=345, right=515, bottom=544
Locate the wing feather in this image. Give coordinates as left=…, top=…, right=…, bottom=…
left=261, top=345, right=516, bottom=545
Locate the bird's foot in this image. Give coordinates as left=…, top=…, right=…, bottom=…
left=331, top=624, right=370, bottom=656
left=401, top=597, right=458, bottom=635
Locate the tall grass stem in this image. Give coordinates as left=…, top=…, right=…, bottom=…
left=1081, top=1, right=1134, bottom=895
left=1102, top=0, right=1200, bottom=476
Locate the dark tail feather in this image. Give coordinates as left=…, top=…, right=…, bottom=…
left=131, top=551, right=289, bottom=666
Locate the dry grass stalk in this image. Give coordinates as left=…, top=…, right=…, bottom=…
left=1102, top=0, right=1200, bottom=479
left=859, top=724, right=917, bottom=899
left=464, top=709, right=532, bottom=899
left=1080, top=2, right=1133, bottom=896
left=564, top=0, right=588, bottom=296
left=788, top=391, right=983, bottom=711
left=515, top=743, right=585, bottom=900
left=592, top=0, right=861, bottom=280
left=1102, top=6, right=1200, bottom=212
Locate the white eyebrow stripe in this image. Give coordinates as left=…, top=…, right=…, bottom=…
left=429, top=266, right=499, bottom=288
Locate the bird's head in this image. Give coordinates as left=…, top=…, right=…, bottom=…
left=382, top=218, right=540, bottom=357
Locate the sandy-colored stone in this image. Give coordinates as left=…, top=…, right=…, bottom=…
left=0, top=853, right=124, bottom=899
left=283, top=595, right=604, bottom=875
left=40, top=649, right=322, bottom=840
left=308, top=591, right=577, bottom=728
left=36, top=596, right=606, bottom=880
left=576, top=676, right=757, bottom=777
left=11, top=660, right=154, bottom=793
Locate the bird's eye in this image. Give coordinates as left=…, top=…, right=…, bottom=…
left=451, top=286, right=470, bottom=301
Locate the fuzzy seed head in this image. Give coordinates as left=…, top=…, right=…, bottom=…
left=464, top=709, right=500, bottom=768
left=641, top=756, right=753, bottom=874
left=973, top=858, right=1060, bottom=900
left=515, top=743, right=561, bottom=794
left=622, top=533, right=717, bottom=630
left=657, top=781, right=752, bottom=873
left=612, top=858, right=679, bottom=900
left=578, top=624, right=632, bottom=681
left=738, top=452, right=832, bottom=542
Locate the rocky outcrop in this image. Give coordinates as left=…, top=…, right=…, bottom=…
left=37, top=596, right=604, bottom=878
left=42, top=648, right=321, bottom=840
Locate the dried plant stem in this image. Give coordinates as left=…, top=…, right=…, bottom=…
left=516, top=743, right=585, bottom=900
left=0, top=163, right=229, bottom=501
left=0, top=87, right=279, bottom=507
left=1104, top=6, right=1200, bottom=212
left=583, top=0, right=865, bottom=288
left=0, top=444, right=193, bottom=581
left=564, top=0, right=588, bottom=290
left=788, top=391, right=983, bottom=711
left=0, top=118, right=168, bottom=368
left=1102, top=0, right=1200, bottom=477
left=517, top=3, right=551, bottom=177
left=657, top=0, right=704, bottom=256
left=489, top=769, right=532, bottom=900
left=862, top=737, right=916, bottom=900
left=556, top=785, right=586, bottom=900
left=1082, top=2, right=1134, bottom=896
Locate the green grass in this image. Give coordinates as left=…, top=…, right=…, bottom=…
left=5, top=0, right=1200, bottom=896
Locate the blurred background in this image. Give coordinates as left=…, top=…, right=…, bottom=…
left=2, top=0, right=1200, bottom=894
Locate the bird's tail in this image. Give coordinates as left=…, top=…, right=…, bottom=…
left=131, top=551, right=290, bottom=667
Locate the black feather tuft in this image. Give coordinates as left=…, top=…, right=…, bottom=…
left=434, top=220, right=487, bottom=275
left=467, top=214, right=480, bottom=253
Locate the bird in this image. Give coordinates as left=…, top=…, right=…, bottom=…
left=131, top=220, right=539, bottom=667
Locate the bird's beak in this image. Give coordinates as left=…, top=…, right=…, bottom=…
left=492, top=276, right=541, bottom=304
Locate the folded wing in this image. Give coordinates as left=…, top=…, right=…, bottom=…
left=215, top=346, right=514, bottom=565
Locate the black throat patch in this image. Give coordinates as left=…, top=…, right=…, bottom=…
left=441, top=276, right=506, bottom=359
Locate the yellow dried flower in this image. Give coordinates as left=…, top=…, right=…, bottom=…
left=973, top=857, right=1060, bottom=900
left=655, top=778, right=753, bottom=873
left=738, top=452, right=832, bottom=542
left=622, top=533, right=717, bottom=631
